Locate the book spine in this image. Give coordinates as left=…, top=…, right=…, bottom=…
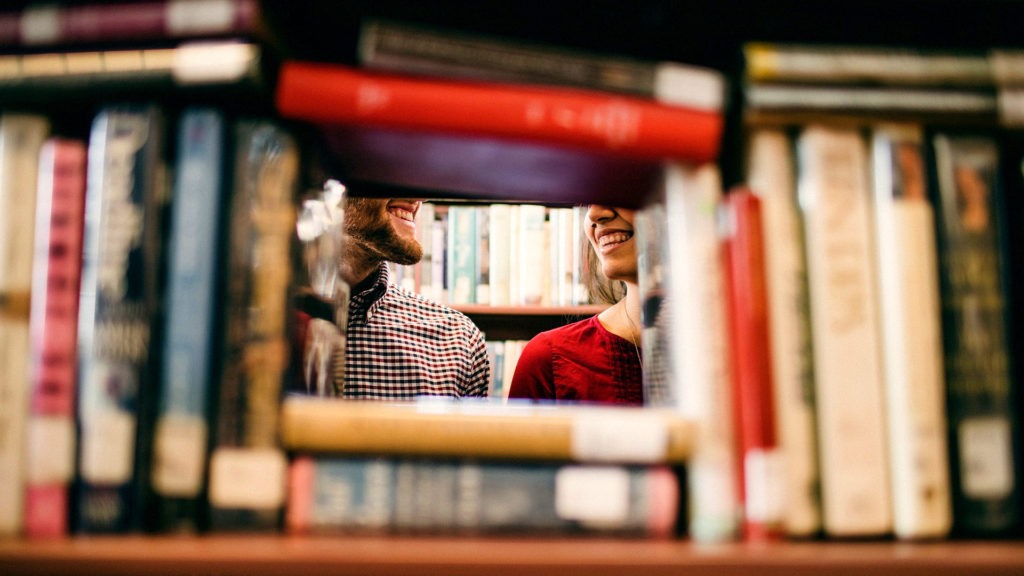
left=0, top=41, right=264, bottom=104
left=796, top=124, right=892, bottom=537
left=744, top=128, right=821, bottom=537
left=487, top=203, right=511, bottom=307
left=357, top=18, right=725, bottom=109
left=150, top=108, right=227, bottom=533
left=25, top=137, right=87, bottom=539
left=516, top=204, right=548, bottom=306
left=871, top=124, right=953, bottom=540
left=0, top=113, right=51, bottom=537
left=6, top=0, right=261, bottom=46
left=207, top=119, right=298, bottom=532
left=720, top=189, right=785, bottom=542
left=286, top=456, right=678, bottom=537
left=274, top=62, right=724, bottom=163
left=75, top=104, right=168, bottom=534
left=446, top=204, right=477, bottom=305
left=742, top=42, right=993, bottom=86
left=929, top=131, right=1021, bottom=536
left=639, top=162, right=742, bottom=542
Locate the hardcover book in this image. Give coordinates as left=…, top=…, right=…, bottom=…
left=720, top=188, right=785, bottom=542
left=744, top=127, right=821, bottom=538
left=24, top=137, right=87, bottom=538
left=0, top=0, right=269, bottom=48
left=929, top=131, right=1021, bottom=536
left=358, top=17, right=725, bottom=109
left=797, top=124, right=892, bottom=537
left=280, top=397, right=694, bottom=465
left=287, top=456, right=679, bottom=538
left=636, top=162, right=741, bottom=543
left=149, top=108, right=228, bottom=533
left=74, top=104, right=168, bottom=533
left=0, top=113, right=50, bottom=537
left=206, top=119, right=299, bottom=532
left=871, top=124, right=952, bottom=539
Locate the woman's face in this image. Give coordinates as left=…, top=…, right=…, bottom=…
left=585, top=205, right=639, bottom=284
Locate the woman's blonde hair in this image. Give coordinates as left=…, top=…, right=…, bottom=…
left=580, top=225, right=626, bottom=305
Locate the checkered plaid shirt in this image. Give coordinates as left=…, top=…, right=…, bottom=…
left=335, top=263, right=490, bottom=399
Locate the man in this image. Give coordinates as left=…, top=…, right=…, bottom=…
left=332, top=193, right=490, bottom=398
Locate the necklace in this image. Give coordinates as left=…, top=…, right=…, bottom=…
left=621, top=303, right=644, bottom=371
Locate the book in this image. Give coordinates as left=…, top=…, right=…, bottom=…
left=870, top=124, right=952, bottom=540
left=796, top=124, right=892, bottom=537
left=74, top=104, right=168, bottom=533
left=487, top=203, right=512, bottom=307
left=742, top=42, right=994, bottom=87
left=286, top=456, right=679, bottom=538
left=0, top=113, right=50, bottom=537
left=636, top=162, right=741, bottom=542
left=24, top=136, right=87, bottom=539
left=358, top=17, right=726, bottom=109
left=743, top=127, right=821, bottom=538
left=275, top=61, right=724, bottom=163
left=206, top=119, right=299, bottom=532
left=0, top=0, right=269, bottom=48
left=0, top=39, right=272, bottom=107
left=719, top=188, right=785, bottom=542
left=743, top=82, right=998, bottom=126
left=280, top=396, right=694, bottom=465
left=929, top=131, right=1021, bottom=537
left=516, top=204, right=548, bottom=306
left=149, top=108, right=228, bottom=533
left=445, top=204, right=477, bottom=305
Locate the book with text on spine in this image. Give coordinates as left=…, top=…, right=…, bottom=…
left=74, top=104, right=168, bottom=534
left=929, top=131, right=1021, bottom=537
left=25, top=137, right=87, bottom=538
left=287, top=456, right=679, bottom=538
left=206, top=119, right=299, bottom=532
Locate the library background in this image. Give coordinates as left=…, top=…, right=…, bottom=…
left=2, top=0, right=1024, bottom=574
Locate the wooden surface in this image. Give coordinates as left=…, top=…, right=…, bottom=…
left=2, top=536, right=1023, bottom=576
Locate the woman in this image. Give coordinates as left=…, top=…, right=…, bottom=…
left=507, top=204, right=643, bottom=405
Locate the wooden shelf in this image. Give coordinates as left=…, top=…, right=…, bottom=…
left=1, top=536, right=1022, bottom=576
left=454, top=304, right=607, bottom=341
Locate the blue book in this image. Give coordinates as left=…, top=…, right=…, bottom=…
left=150, top=108, right=227, bottom=532
left=74, top=104, right=167, bottom=533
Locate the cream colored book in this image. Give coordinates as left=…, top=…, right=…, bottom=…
left=797, top=124, right=892, bottom=537
left=0, top=113, right=50, bottom=536
left=870, top=123, right=951, bottom=539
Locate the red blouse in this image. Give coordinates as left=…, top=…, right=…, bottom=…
left=507, top=315, right=643, bottom=405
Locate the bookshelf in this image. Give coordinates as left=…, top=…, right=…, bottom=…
left=2, top=536, right=1023, bottom=576
left=2, top=0, right=1024, bottom=573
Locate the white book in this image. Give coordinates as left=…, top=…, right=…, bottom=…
left=797, top=124, right=892, bottom=537
left=0, top=113, right=50, bottom=536
left=517, top=204, right=548, bottom=306
left=745, top=128, right=822, bottom=537
left=488, top=203, right=512, bottom=307
left=871, top=124, right=952, bottom=539
left=657, top=162, right=741, bottom=542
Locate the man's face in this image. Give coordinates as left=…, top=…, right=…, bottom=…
left=343, top=197, right=423, bottom=265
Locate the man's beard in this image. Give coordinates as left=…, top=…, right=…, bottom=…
left=346, top=202, right=423, bottom=265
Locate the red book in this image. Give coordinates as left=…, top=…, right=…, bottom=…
left=274, top=61, right=724, bottom=163
left=24, top=137, right=87, bottom=538
left=720, top=188, right=784, bottom=542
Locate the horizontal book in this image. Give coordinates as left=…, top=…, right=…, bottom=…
left=0, top=39, right=272, bottom=107
left=743, top=83, right=999, bottom=126
left=0, top=0, right=269, bottom=48
left=280, top=397, right=694, bottom=464
left=274, top=61, right=724, bottom=163
left=743, top=42, right=994, bottom=87
left=287, top=456, right=679, bottom=537
left=358, top=18, right=725, bottom=109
